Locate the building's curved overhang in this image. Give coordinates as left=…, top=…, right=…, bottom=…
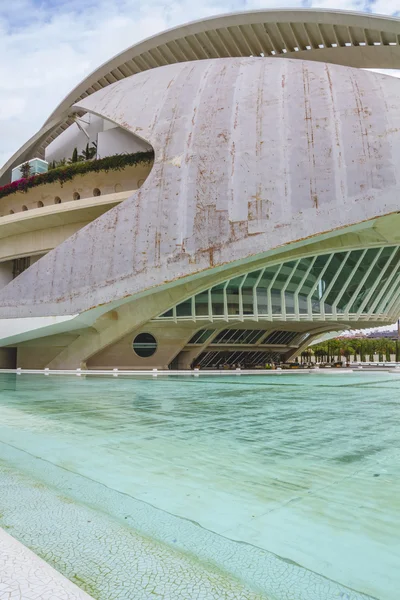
left=46, top=8, right=400, bottom=126
left=1, top=9, right=400, bottom=185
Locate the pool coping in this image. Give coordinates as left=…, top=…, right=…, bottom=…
left=1, top=366, right=400, bottom=376
left=0, top=527, right=94, bottom=600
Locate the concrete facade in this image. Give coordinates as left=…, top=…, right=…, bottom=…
left=1, top=10, right=400, bottom=370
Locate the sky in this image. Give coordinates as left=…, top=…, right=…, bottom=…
left=1, top=0, right=400, bottom=167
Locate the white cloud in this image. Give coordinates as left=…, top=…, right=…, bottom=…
left=0, top=0, right=399, bottom=168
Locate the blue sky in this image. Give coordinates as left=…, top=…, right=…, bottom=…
left=0, top=0, right=399, bottom=167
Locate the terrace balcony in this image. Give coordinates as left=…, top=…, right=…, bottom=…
left=0, top=152, right=153, bottom=286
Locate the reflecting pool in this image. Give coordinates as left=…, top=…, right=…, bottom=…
left=0, top=372, right=398, bottom=599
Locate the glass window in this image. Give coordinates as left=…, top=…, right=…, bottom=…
left=195, top=291, right=209, bottom=317
left=300, top=254, right=331, bottom=314
left=369, top=247, right=400, bottom=313
left=188, top=329, right=214, bottom=344
left=321, top=251, right=349, bottom=313
left=256, top=266, right=278, bottom=315
left=211, top=283, right=225, bottom=316
left=241, top=270, right=261, bottom=315
left=226, top=276, right=244, bottom=316
left=176, top=299, right=192, bottom=317
left=132, top=333, right=157, bottom=357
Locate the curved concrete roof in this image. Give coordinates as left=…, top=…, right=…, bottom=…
left=45, top=9, right=400, bottom=126
left=2, top=9, right=400, bottom=184
left=2, top=57, right=400, bottom=318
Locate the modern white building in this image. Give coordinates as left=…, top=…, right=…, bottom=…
left=0, top=9, right=400, bottom=369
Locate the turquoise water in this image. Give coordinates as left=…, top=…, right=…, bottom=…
left=0, top=372, right=399, bottom=599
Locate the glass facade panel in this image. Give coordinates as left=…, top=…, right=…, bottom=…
left=212, top=329, right=265, bottom=344
left=332, top=250, right=364, bottom=312
left=368, top=247, right=400, bottom=313
left=298, top=255, right=329, bottom=314
left=322, top=251, right=350, bottom=313
left=176, top=299, right=192, bottom=317
left=188, top=329, right=214, bottom=344
left=285, top=260, right=306, bottom=314
left=226, top=276, right=244, bottom=316
left=263, top=330, right=298, bottom=345
left=195, top=291, right=209, bottom=317
left=349, top=248, right=388, bottom=313
left=211, top=283, right=225, bottom=316
left=257, top=266, right=278, bottom=315
left=242, top=271, right=261, bottom=315
left=155, top=245, right=400, bottom=323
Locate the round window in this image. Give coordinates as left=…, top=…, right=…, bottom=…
left=132, top=333, right=157, bottom=358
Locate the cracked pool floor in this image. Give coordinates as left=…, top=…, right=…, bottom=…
left=0, top=372, right=398, bottom=599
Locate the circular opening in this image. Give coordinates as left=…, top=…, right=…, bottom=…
left=37, top=201, right=44, bottom=208
left=22, top=205, right=28, bottom=211
left=73, top=192, right=80, bottom=201
left=54, top=196, right=61, bottom=204
left=132, top=333, right=157, bottom=358
left=9, top=209, right=14, bottom=215
left=93, top=188, right=101, bottom=197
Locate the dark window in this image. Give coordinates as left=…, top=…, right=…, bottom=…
left=262, top=330, right=298, bottom=345
left=132, top=333, right=157, bottom=357
left=13, top=257, right=31, bottom=279
left=188, top=330, right=214, bottom=344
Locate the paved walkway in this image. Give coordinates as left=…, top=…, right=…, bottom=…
left=0, top=528, right=93, bottom=600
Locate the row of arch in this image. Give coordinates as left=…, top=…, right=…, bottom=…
left=8, top=188, right=102, bottom=215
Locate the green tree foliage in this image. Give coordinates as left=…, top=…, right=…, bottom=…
left=0, top=151, right=154, bottom=199
left=79, top=142, right=97, bottom=161
left=69, top=147, right=79, bottom=163
left=20, top=162, right=32, bottom=179
left=310, top=336, right=397, bottom=362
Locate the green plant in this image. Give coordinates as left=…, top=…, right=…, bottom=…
left=0, top=151, right=154, bottom=200
left=80, top=142, right=97, bottom=161
left=69, top=147, right=79, bottom=163
left=49, top=158, right=67, bottom=170
left=20, top=162, right=32, bottom=179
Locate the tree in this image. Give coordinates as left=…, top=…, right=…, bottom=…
left=69, top=147, right=79, bottom=163
left=20, top=162, right=32, bottom=179
left=79, top=142, right=97, bottom=161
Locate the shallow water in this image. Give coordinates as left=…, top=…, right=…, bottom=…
left=0, top=372, right=398, bottom=599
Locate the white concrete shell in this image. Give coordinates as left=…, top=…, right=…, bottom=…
left=1, top=57, right=400, bottom=322
left=2, top=8, right=400, bottom=184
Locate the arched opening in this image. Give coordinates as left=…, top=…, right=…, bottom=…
left=73, top=192, right=80, bottom=200
left=37, top=201, right=44, bottom=208
left=93, top=188, right=101, bottom=197
left=54, top=196, right=61, bottom=204
left=22, top=205, right=28, bottom=211
left=9, top=209, right=14, bottom=215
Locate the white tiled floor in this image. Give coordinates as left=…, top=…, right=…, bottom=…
left=0, top=528, right=93, bottom=600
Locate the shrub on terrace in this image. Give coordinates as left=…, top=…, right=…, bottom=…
left=0, top=151, right=154, bottom=201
